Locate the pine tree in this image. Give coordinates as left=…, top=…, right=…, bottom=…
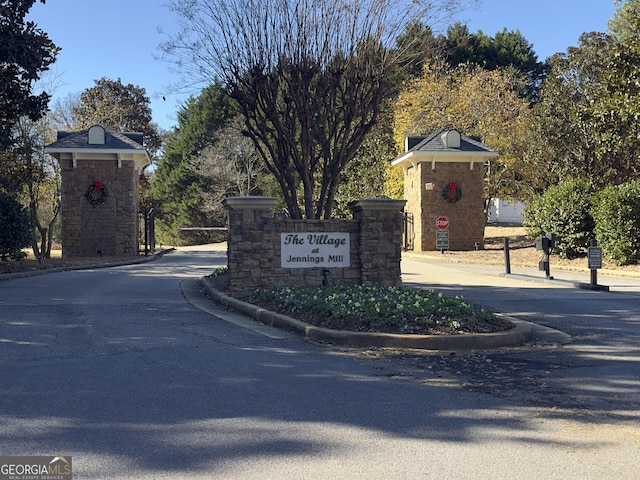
left=147, top=83, right=235, bottom=245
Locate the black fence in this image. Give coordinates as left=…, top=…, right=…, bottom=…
left=139, top=208, right=155, bottom=255
left=403, top=212, right=414, bottom=251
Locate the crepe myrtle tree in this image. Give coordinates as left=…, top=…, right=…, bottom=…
left=162, top=0, right=476, bottom=219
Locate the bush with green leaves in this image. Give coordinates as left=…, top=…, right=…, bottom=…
left=0, top=192, right=32, bottom=261
left=592, top=181, right=640, bottom=265
left=522, top=178, right=594, bottom=258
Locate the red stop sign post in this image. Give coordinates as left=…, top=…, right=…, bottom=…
left=435, top=217, right=449, bottom=251
left=435, top=216, right=449, bottom=230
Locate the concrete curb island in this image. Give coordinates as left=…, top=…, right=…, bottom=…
left=200, top=277, right=537, bottom=350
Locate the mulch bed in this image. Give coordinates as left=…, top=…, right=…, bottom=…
left=206, top=273, right=514, bottom=336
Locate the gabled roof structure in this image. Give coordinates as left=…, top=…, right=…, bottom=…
left=45, top=125, right=151, bottom=171
left=391, top=128, right=498, bottom=171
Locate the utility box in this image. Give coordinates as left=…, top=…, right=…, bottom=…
left=535, top=233, right=556, bottom=278
left=535, top=233, right=556, bottom=254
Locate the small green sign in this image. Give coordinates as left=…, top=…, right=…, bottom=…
left=436, top=230, right=449, bottom=249
left=588, top=246, right=602, bottom=269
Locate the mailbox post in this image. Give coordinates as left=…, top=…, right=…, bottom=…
left=535, top=233, right=556, bottom=279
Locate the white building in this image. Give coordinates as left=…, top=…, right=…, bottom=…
left=487, top=199, right=525, bottom=224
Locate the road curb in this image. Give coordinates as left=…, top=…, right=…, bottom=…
left=0, top=248, right=175, bottom=283
left=500, top=273, right=610, bottom=291
left=200, top=277, right=536, bottom=350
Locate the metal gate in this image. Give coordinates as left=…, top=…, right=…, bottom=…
left=403, top=212, right=414, bottom=251
left=139, top=208, right=155, bottom=255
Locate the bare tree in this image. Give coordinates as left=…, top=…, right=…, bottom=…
left=13, top=114, right=61, bottom=259
left=9, top=70, right=66, bottom=259
left=162, top=0, right=475, bottom=219
left=49, top=92, right=81, bottom=132
left=189, top=116, right=267, bottom=219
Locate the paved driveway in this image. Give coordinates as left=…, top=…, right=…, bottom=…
left=0, top=246, right=638, bottom=479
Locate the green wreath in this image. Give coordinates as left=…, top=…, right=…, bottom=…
left=85, top=180, right=109, bottom=205
left=442, top=182, right=462, bottom=203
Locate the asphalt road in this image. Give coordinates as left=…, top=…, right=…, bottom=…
left=401, top=257, right=640, bottom=413
left=0, top=246, right=639, bottom=479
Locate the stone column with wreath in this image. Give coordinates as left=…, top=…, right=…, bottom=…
left=392, top=129, right=498, bottom=251
left=46, top=126, right=150, bottom=257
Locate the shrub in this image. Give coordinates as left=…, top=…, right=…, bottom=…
left=592, top=181, right=640, bottom=265
left=0, top=192, right=32, bottom=260
left=522, top=178, right=594, bottom=258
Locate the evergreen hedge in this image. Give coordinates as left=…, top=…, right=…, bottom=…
left=592, top=181, right=640, bottom=265
left=0, top=192, right=32, bottom=261
left=522, top=178, right=594, bottom=258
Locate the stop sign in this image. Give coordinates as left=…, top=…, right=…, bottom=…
left=435, top=216, right=449, bottom=230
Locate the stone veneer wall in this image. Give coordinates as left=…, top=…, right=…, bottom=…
left=60, top=156, right=139, bottom=257
left=223, top=197, right=406, bottom=295
left=404, top=161, right=485, bottom=251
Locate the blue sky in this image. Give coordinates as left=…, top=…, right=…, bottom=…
left=28, top=0, right=618, bottom=132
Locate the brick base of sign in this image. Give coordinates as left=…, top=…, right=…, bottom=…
left=223, top=197, right=406, bottom=295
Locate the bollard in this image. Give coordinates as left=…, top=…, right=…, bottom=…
left=503, top=237, right=511, bottom=274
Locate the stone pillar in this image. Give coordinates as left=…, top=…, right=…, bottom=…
left=419, top=162, right=486, bottom=251
left=349, top=198, right=406, bottom=287
left=47, top=127, right=149, bottom=258
left=393, top=130, right=497, bottom=252
left=223, top=196, right=278, bottom=294
left=60, top=157, right=138, bottom=257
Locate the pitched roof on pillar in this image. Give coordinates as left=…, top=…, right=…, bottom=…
left=392, top=128, right=498, bottom=171
left=45, top=125, right=151, bottom=171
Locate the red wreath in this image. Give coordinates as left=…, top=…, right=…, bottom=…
left=442, top=182, right=462, bottom=203
left=85, top=180, right=109, bottom=205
